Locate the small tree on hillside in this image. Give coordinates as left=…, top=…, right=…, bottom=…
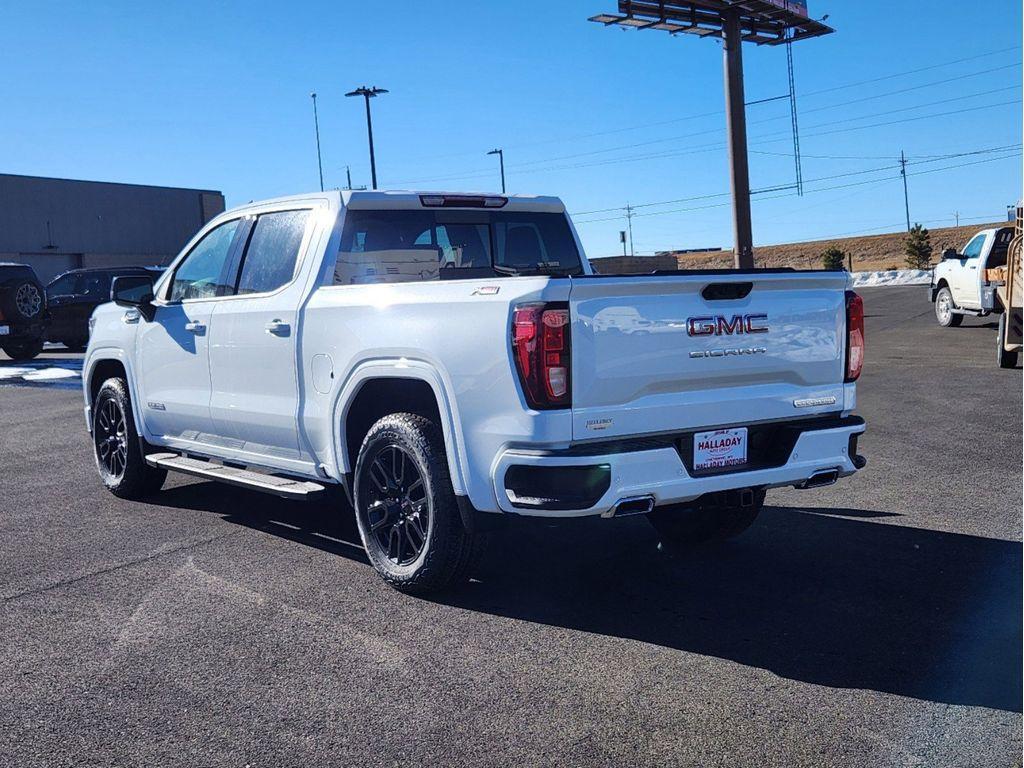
left=904, top=223, right=933, bottom=269
left=821, top=246, right=847, bottom=271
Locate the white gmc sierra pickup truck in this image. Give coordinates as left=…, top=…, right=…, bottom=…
left=84, top=190, right=866, bottom=592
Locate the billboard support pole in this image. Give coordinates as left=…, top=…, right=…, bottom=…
left=723, top=10, right=754, bottom=269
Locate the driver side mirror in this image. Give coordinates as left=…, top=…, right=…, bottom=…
left=111, top=275, right=155, bottom=320
left=941, top=247, right=959, bottom=260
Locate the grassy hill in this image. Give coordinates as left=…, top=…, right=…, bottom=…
left=592, top=221, right=1007, bottom=274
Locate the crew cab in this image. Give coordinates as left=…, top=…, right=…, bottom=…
left=84, top=190, right=867, bottom=592
left=930, top=226, right=1014, bottom=327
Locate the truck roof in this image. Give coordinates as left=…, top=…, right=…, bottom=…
left=221, top=190, right=567, bottom=217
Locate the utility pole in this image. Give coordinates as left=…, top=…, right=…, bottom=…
left=722, top=10, right=754, bottom=269
left=900, top=150, right=911, bottom=232
left=953, top=211, right=960, bottom=227
left=487, top=148, right=506, bottom=193
left=625, top=203, right=635, bottom=258
left=345, top=86, right=388, bottom=189
left=343, top=165, right=366, bottom=191
left=310, top=92, right=324, bottom=192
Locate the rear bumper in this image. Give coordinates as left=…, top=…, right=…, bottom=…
left=492, top=415, right=866, bottom=518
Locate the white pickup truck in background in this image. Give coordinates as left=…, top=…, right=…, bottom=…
left=84, top=190, right=867, bottom=592
left=930, top=226, right=1015, bottom=326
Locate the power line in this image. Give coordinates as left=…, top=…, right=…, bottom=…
left=571, top=144, right=1020, bottom=217
left=393, top=88, right=1021, bottom=187
left=405, top=46, right=1022, bottom=169
left=572, top=151, right=1021, bottom=225
left=394, top=49, right=1021, bottom=184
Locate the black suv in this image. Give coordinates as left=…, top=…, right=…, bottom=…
left=0, top=263, right=49, bottom=360
left=46, top=266, right=164, bottom=350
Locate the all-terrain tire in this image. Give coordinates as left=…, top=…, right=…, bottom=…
left=353, top=413, right=481, bottom=594
left=647, top=489, right=766, bottom=550
left=0, top=338, right=45, bottom=360
left=934, top=287, right=963, bottom=327
left=92, top=377, right=166, bottom=499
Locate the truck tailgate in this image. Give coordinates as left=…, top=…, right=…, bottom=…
left=569, top=272, right=850, bottom=441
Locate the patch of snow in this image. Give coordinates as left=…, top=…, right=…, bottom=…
left=850, top=269, right=931, bottom=287
left=0, top=367, right=34, bottom=379
left=21, top=367, right=80, bottom=381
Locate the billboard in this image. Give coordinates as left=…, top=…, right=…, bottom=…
left=763, top=0, right=809, bottom=18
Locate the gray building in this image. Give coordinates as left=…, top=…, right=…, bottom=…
left=0, top=173, right=225, bottom=282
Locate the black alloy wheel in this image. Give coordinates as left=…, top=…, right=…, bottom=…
left=361, top=444, right=430, bottom=566
left=94, top=396, right=128, bottom=480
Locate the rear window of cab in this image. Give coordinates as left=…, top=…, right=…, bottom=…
left=334, top=209, right=583, bottom=285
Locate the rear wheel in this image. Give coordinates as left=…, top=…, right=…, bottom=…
left=647, top=489, right=765, bottom=550
left=935, top=287, right=962, bottom=327
left=353, top=413, right=481, bottom=593
left=92, top=377, right=166, bottom=499
left=0, top=338, right=44, bottom=360
left=997, top=312, right=1020, bottom=369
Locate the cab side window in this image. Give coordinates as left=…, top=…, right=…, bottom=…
left=235, top=210, right=310, bottom=295
left=169, top=220, right=242, bottom=302
left=961, top=234, right=985, bottom=259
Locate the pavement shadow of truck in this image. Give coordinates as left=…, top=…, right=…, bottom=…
left=156, top=482, right=1022, bottom=713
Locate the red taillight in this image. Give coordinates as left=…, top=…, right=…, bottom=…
left=845, top=290, right=864, bottom=382
left=512, top=303, right=571, bottom=409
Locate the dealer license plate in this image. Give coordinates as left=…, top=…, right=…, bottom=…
left=693, top=427, right=748, bottom=471
left=0, top=325, right=8, bottom=336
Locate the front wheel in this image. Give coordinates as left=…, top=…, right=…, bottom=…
left=935, top=287, right=963, bottom=327
left=353, top=413, right=481, bottom=593
left=92, top=377, right=166, bottom=498
left=647, top=489, right=765, bottom=550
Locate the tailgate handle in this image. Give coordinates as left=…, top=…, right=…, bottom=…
left=702, top=282, right=753, bottom=301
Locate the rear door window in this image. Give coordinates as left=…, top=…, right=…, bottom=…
left=235, top=209, right=311, bottom=295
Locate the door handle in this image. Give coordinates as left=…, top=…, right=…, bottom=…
left=265, top=319, right=290, bottom=337
left=968, top=265, right=977, bottom=270
left=184, top=321, right=206, bottom=335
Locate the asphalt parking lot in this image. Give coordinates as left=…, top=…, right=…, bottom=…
left=1, top=285, right=1020, bottom=767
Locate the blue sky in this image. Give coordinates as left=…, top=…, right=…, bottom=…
left=2, top=1, right=1021, bottom=258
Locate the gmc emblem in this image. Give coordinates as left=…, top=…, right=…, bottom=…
left=687, top=314, right=769, bottom=336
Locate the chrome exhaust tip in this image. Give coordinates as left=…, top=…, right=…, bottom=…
left=602, top=495, right=656, bottom=518
left=796, top=469, right=840, bottom=490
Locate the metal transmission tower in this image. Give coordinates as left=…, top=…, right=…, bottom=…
left=345, top=86, right=388, bottom=189
left=589, top=1, right=834, bottom=269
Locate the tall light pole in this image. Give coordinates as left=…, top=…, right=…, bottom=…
left=310, top=92, right=324, bottom=191
left=345, top=86, right=388, bottom=189
left=487, top=148, right=505, bottom=193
